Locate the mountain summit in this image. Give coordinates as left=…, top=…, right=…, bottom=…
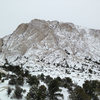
left=0, top=19, right=100, bottom=63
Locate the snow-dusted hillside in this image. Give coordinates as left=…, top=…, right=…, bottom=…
left=0, top=19, right=100, bottom=100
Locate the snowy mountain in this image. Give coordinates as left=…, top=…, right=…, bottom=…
left=0, top=19, right=100, bottom=100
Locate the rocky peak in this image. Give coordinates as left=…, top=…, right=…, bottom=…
left=0, top=19, right=100, bottom=66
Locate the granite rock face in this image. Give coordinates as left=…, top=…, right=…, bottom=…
left=0, top=19, right=100, bottom=65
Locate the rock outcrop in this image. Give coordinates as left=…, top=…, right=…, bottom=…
left=0, top=19, right=100, bottom=66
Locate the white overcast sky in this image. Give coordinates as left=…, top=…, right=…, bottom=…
left=0, top=0, right=100, bottom=37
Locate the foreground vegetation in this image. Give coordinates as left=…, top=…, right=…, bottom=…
left=0, top=61, right=100, bottom=100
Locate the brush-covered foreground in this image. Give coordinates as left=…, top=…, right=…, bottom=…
left=0, top=62, right=100, bottom=100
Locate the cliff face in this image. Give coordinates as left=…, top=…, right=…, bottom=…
left=0, top=19, right=100, bottom=66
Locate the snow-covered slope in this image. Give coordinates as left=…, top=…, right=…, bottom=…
left=0, top=19, right=100, bottom=85
left=0, top=19, right=100, bottom=100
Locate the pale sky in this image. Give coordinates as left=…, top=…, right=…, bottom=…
left=0, top=0, right=100, bottom=37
